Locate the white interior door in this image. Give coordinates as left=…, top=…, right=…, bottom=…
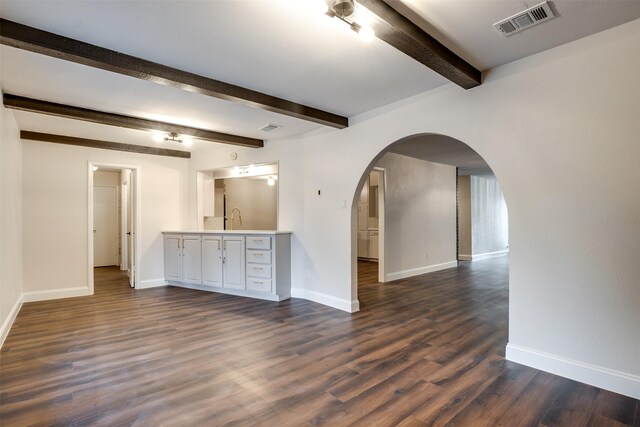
left=94, top=186, right=118, bottom=267
left=120, top=170, right=130, bottom=271
left=129, top=170, right=137, bottom=288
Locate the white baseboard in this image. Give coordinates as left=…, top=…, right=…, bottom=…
left=137, top=279, right=168, bottom=289
left=385, top=260, right=458, bottom=282
left=170, top=281, right=288, bottom=302
left=0, top=294, right=23, bottom=348
left=291, top=288, right=359, bottom=313
left=22, top=287, right=90, bottom=302
left=506, top=343, right=640, bottom=399
left=463, top=250, right=509, bottom=262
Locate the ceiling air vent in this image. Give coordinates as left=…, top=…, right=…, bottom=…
left=260, top=124, right=280, bottom=132
left=493, top=1, right=555, bottom=37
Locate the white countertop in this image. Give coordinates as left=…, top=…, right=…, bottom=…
left=163, top=230, right=292, bottom=235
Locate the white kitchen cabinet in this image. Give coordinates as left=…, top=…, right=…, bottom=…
left=358, top=231, right=369, bottom=258
left=163, top=234, right=202, bottom=284
left=182, top=235, right=202, bottom=284
left=222, top=236, right=245, bottom=290
left=164, top=234, right=182, bottom=282
left=202, top=235, right=223, bottom=287
left=369, top=231, right=379, bottom=260
left=246, top=236, right=272, bottom=293
left=163, top=231, right=291, bottom=302
left=358, top=203, right=368, bottom=231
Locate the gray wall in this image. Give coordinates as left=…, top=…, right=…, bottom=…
left=376, top=153, right=457, bottom=280
left=457, top=176, right=472, bottom=256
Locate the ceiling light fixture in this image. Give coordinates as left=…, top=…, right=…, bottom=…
left=165, top=132, right=182, bottom=143
left=324, top=0, right=375, bottom=42
left=152, top=131, right=195, bottom=147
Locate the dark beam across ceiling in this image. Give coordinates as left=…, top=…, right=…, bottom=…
left=3, top=93, right=264, bottom=148
left=21, top=131, right=191, bottom=158
left=0, top=18, right=348, bottom=129
left=357, top=0, right=481, bottom=89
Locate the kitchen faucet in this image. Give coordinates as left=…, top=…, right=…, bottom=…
left=229, top=207, right=242, bottom=230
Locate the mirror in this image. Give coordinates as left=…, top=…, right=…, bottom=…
left=197, top=162, right=278, bottom=231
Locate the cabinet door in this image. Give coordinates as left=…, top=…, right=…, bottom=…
left=223, top=237, right=245, bottom=290
left=164, top=234, right=182, bottom=281
left=358, top=203, right=368, bottom=231
left=369, top=232, right=379, bottom=260
left=202, top=236, right=223, bottom=287
left=358, top=231, right=369, bottom=258
left=182, top=235, right=202, bottom=285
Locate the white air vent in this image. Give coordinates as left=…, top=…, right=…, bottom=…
left=493, top=1, right=555, bottom=37
left=260, top=124, right=280, bottom=132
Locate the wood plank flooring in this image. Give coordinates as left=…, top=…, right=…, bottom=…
left=1, top=259, right=638, bottom=426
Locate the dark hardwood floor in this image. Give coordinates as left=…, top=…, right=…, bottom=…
left=1, top=259, right=637, bottom=426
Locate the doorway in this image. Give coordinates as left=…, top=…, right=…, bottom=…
left=352, top=134, right=509, bottom=307
left=93, top=185, right=118, bottom=267
left=356, top=167, right=385, bottom=283
left=88, top=162, right=141, bottom=293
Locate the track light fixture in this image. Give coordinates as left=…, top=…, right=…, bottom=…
left=324, top=0, right=375, bottom=42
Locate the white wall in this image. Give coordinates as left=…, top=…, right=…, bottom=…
left=22, top=142, right=189, bottom=296
left=471, top=175, right=509, bottom=256
left=375, top=153, right=457, bottom=280
left=457, top=176, right=472, bottom=257
left=0, top=106, right=23, bottom=345
left=224, top=178, right=277, bottom=230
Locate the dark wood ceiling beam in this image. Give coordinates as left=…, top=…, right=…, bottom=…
left=21, top=131, right=191, bottom=158
left=357, top=0, right=481, bottom=89
left=0, top=18, right=348, bottom=129
left=3, top=94, right=263, bottom=148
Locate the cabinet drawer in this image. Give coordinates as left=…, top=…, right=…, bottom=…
left=246, top=236, right=271, bottom=250
left=247, top=263, right=271, bottom=279
left=246, top=278, right=272, bottom=293
left=246, top=250, right=272, bottom=264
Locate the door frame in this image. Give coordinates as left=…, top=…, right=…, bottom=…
left=88, top=162, right=142, bottom=293
left=372, top=167, right=386, bottom=283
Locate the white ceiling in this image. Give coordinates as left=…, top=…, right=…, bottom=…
left=2, top=0, right=640, bottom=152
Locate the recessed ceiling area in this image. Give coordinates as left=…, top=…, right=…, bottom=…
left=2, top=0, right=640, bottom=152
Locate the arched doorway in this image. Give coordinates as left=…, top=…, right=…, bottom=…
left=350, top=133, right=509, bottom=306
